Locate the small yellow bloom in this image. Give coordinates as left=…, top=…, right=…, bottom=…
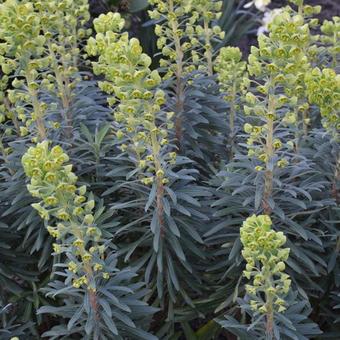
left=94, top=263, right=103, bottom=271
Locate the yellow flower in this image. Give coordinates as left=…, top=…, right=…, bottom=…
left=244, top=123, right=253, bottom=134
left=156, top=169, right=164, bottom=178
left=45, top=196, right=58, bottom=206
left=277, top=159, right=288, bottom=168
left=68, top=261, right=78, bottom=273
left=82, top=253, right=92, bottom=262
left=84, top=214, right=94, bottom=224
left=57, top=209, right=70, bottom=221
left=52, top=243, right=62, bottom=254
left=273, top=139, right=282, bottom=149
left=86, top=227, right=97, bottom=236
left=73, top=239, right=84, bottom=247
left=94, top=263, right=103, bottom=271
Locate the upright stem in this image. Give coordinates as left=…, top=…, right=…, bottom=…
left=332, top=32, right=337, bottom=69
left=156, top=181, right=165, bottom=238
left=26, top=70, right=47, bottom=141
left=332, top=154, right=340, bottom=205
left=72, top=25, right=79, bottom=68
left=264, top=265, right=274, bottom=339
left=151, top=129, right=165, bottom=237
left=263, top=95, right=275, bottom=215
left=228, top=84, right=236, bottom=158
left=302, top=109, right=308, bottom=138
left=168, top=0, right=185, bottom=149
left=203, top=18, right=213, bottom=77
left=60, top=204, right=99, bottom=321
left=48, top=42, right=73, bottom=139
left=265, top=293, right=274, bottom=339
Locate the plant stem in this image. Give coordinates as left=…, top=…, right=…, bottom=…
left=168, top=0, right=185, bottom=149
left=265, top=293, right=274, bottom=339
left=26, top=70, right=47, bottom=141
left=332, top=154, right=340, bottom=204
left=264, top=268, right=274, bottom=339
left=203, top=18, right=213, bottom=76
left=263, top=95, right=275, bottom=215
left=228, top=84, right=236, bottom=158
left=302, top=109, right=308, bottom=138
left=151, top=128, right=165, bottom=237
left=48, top=42, right=73, bottom=139
left=332, top=32, right=337, bottom=69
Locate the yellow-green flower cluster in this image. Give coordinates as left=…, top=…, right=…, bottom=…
left=86, top=13, right=175, bottom=186
left=34, top=0, right=91, bottom=94
left=288, top=0, right=321, bottom=18
left=34, top=0, right=90, bottom=48
left=0, top=0, right=50, bottom=139
left=244, top=10, right=314, bottom=168
left=22, top=142, right=109, bottom=291
left=34, top=0, right=91, bottom=137
left=215, top=47, right=249, bottom=103
left=35, top=0, right=91, bottom=71
left=215, top=47, right=249, bottom=140
left=240, top=215, right=291, bottom=314
left=0, top=75, right=9, bottom=125
left=149, top=0, right=197, bottom=77
left=305, top=67, right=340, bottom=135
left=247, top=18, right=308, bottom=113
left=243, top=122, right=288, bottom=171
left=186, top=0, right=224, bottom=75
left=0, top=0, right=46, bottom=61
left=320, top=17, right=340, bottom=68
left=285, top=1, right=323, bottom=66
left=149, top=0, right=224, bottom=76
left=0, top=0, right=91, bottom=140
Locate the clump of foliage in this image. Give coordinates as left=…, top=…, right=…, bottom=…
left=0, top=0, right=339, bottom=338
left=22, top=141, right=156, bottom=338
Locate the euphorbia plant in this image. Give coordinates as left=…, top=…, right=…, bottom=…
left=215, top=46, right=249, bottom=156
left=0, top=0, right=49, bottom=140
left=86, top=13, right=210, bottom=335
left=34, top=0, right=92, bottom=138
left=320, top=16, right=340, bottom=68
left=240, top=215, right=291, bottom=336
left=243, top=8, right=316, bottom=212
left=148, top=0, right=225, bottom=151
left=22, top=141, right=157, bottom=339
left=0, top=0, right=338, bottom=338
left=209, top=2, right=333, bottom=337
left=0, top=0, right=92, bottom=142
left=217, top=215, right=321, bottom=339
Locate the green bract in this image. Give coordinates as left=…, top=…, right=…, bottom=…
left=22, top=142, right=157, bottom=339
left=305, top=67, right=340, bottom=135
left=240, top=215, right=291, bottom=314
left=0, top=0, right=91, bottom=141
left=22, top=141, right=106, bottom=289
left=87, top=12, right=174, bottom=185
left=320, top=16, right=340, bottom=68
left=215, top=46, right=249, bottom=151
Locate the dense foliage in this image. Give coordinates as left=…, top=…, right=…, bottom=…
left=0, top=0, right=339, bottom=339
